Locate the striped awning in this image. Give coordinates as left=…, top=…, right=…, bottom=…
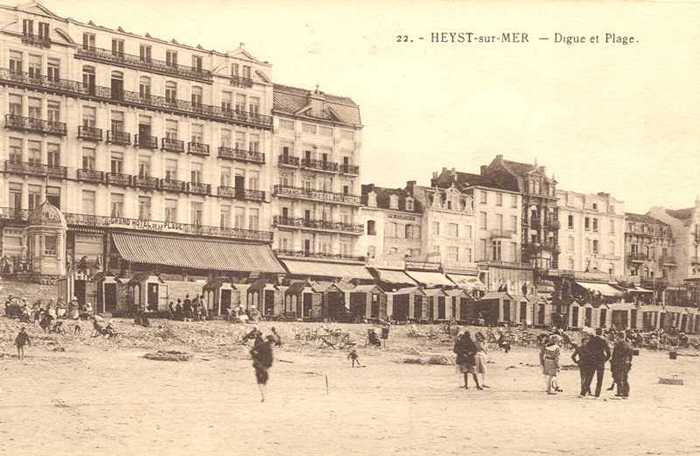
left=575, top=281, right=623, bottom=298
left=282, top=259, right=373, bottom=281
left=405, top=270, right=454, bottom=287
left=446, top=274, right=486, bottom=291
left=112, top=232, right=284, bottom=273
left=375, top=269, right=417, bottom=285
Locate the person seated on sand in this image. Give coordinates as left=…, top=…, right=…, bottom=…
left=367, top=329, right=382, bottom=348
left=92, top=318, right=105, bottom=337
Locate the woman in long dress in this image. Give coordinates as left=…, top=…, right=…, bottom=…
left=453, top=330, right=482, bottom=390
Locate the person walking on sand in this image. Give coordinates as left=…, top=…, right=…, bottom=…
left=15, top=326, right=31, bottom=360
left=347, top=348, right=361, bottom=367
left=454, top=330, right=482, bottom=390
left=586, top=328, right=611, bottom=398
left=249, top=333, right=274, bottom=402
left=474, top=332, right=489, bottom=388
left=540, top=334, right=561, bottom=395
left=610, top=332, right=634, bottom=398
left=572, top=330, right=594, bottom=397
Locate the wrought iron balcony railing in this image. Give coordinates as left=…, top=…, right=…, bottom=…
left=301, top=158, right=339, bottom=172
left=21, top=34, right=51, bottom=49
left=218, top=147, right=265, bottom=164
left=4, top=160, right=67, bottom=178
left=544, top=219, right=561, bottom=231
left=106, top=172, right=131, bottom=187
left=5, top=114, right=66, bottom=136
left=230, top=75, right=254, bottom=88
left=273, top=216, right=363, bottom=234
left=106, top=130, right=131, bottom=145
left=339, top=164, right=360, bottom=175
left=490, top=229, right=516, bottom=239
left=628, top=253, right=649, bottom=263
left=0, top=207, right=30, bottom=223
left=76, top=168, right=104, bottom=184
left=273, top=185, right=361, bottom=206
left=161, top=137, right=185, bottom=153
left=135, top=134, right=158, bottom=149
left=76, top=46, right=213, bottom=83
left=187, top=182, right=210, bottom=195
left=217, top=186, right=265, bottom=202
left=77, top=125, right=103, bottom=142
left=0, top=68, right=272, bottom=130
left=273, top=249, right=366, bottom=263
left=188, top=142, right=210, bottom=156
left=278, top=155, right=300, bottom=167
left=159, top=178, right=187, bottom=193
left=132, top=175, right=160, bottom=191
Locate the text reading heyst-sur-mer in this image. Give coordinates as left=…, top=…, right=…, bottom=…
left=395, top=32, right=637, bottom=45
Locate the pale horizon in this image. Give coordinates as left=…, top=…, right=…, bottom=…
left=33, top=0, right=700, bottom=214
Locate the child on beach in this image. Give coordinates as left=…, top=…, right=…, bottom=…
left=540, top=334, right=561, bottom=395
left=347, top=348, right=361, bottom=367
left=15, top=327, right=31, bottom=360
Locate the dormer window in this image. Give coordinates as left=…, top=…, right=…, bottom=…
left=166, top=50, right=178, bottom=67
left=389, top=194, right=399, bottom=210
left=592, top=202, right=598, bottom=211
left=406, top=198, right=414, bottom=211
left=367, top=192, right=377, bottom=207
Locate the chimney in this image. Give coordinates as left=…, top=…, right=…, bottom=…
left=406, top=180, right=416, bottom=195
left=480, top=165, right=487, bottom=176
left=309, top=86, right=324, bottom=117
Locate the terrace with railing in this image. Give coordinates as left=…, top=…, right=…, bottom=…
left=187, top=182, right=211, bottom=195
left=76, top=168, right=104, bottom=184
left=273, top=249, right=366, bottom=263
left=107, top=130, right=131, bottom=145
left=301, top=158, right=339, bottom=173
left=5, top=160, right=67, bottom=178
left=0, top=68, right=272, bottom=130
left=217, top=186, right=265, bottom=202
left=188, top=142, right=210, bottom=156
left=132, top=175, right=160, bottom=191
left=218, top=147, right=265, bottom=164
left=77, top=125, right=103, bottom=142
left=273, top=185, right=361, bottom=206
left=339, top=163, right=360, bottom=175
left=5, top=114, right=66, bottom=136
left=278, top=155, right=300, bottom=167
left=135, top=134, right=158, bottom=149
left=273, top=216, right=363, bottom=235
left=161, top=137, right=185, bottom=153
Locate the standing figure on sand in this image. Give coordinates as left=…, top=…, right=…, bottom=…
left=540, top=334, right=562, bottom=395
left=453, top=330, right=482, bottom=390
left=249, top=332, right=275, bottom=402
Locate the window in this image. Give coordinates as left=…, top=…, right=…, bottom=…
left=220, top=167, right=231, bottom=187
left=221, top=92, right=232, bottom=112
left=367, top=220, right=377, bottom=236
left=302, top=123, right=317, bottom=134
left=248, top=208, right=259, bottom=231
left=9, top=93, right=22, bottom=116
left=248, top=171, right=260, bottom=190
left=249, top=97, right=260, bottom=116
left=568, top=236, right=574, bottom=252
left=191, top=163, right=203, bottom=184
left=28, top=54, right=41, bottom=78
left=166, top=50, right=178, bottom=67
left=9, top=138, right=22, bottom=162
left=191, top=124, right=204, bottom=144
left=139, top=76, right=151, bottom=99
left=47, top=144, right=60, bottom=168
left=138, top=196, right=151, bottom=220
left=165, top=82, right=177, bottom=103
left=510, top=242, right=518, bottom=262
left=448, top=223, right=459, bottom=238
left=368, top=246, right=376, bottom=259
left=192, top=55, right=202, bottom=72
left=242, top=65, right=251, bottom=79
left=609, top=220, right=615, bottom=234
left=82, top=106, right=96, bottom=128
left=234, top=207, right=245, bottom=228
left=46, top=186, right=60, bottom=208
left=38, top=22, right=49, bottom=40
left=138, top=155, right=151, bottom=178
left=28, top=97, right=41, bottom=119
left=82, top=66, right=95, bottom=93
left=491, top=240, right=502, bottom=261
left=110, top=152, right=124, bottom=174
left=511, top=195, right=517, bottom=208
left=9, top=51, right=23, bottom=74
left=609, top=241, right=615, bottom=256
left=82, top=148, right=95, bottom=170
left=221, top=129, right=232, bottom=148
left=82, top=32, right=95, bottom=50
left=165, top=119, right=178, bottom=140
left=406, top=198, right=414, bottom=211
left=496, top=193, right=503, bottom=206
left=386, top=222, right=397, bottom=238
left=511, top=215, right=518, bottom=231
left=480, top=211, right=487, bottom=230
left=165, top=199, right=177, bottom=223
left=47, top=101, right=60, bottom=123
left=44, top=235, right=57, bottom=256
left=464, top=225, right=472, bottom=240
left=9, top=183, right=22, bottom=210
left=110, top=193, right=124, bottom=217
left=235, top=132, right=246, bottom=150
left=592, top=218, right=598, bottom=232
left=389, top=194, right=399, bottom=210
left=28, top=185, right=41, bottom=211
left=22, top=19, right=33, bottom=36
left=584, top=217, right=590, bottom=231
left=432, top=221, right=440, bottom=236
left=111, top=38, right=124, bottom=57
left=82, top=190, right=96, bottom=216
left=279, top=119, right=294, bottom=130
left=593, top=239, right=599, bottom=254
left=47, top=58, right=59, bottom=82
left=568, top=214, right=574, bottom=229
left=139, top=44, right=151, bottom=63
left=191, top=202, right=203, bottom=226
left=111, top=111, right=125, bottom=133
left=496, top=214, right=504, bottom=231
left=447, top=247, right=459, bottom=264
left=465, top=248, right=473, bottom=263
left=592, top=202, right=598, bottom=211
left=231, top=63, right=239, bottom=77
left=27, top=141, right=41, bottom=164
left=164, top=159, right=178, bottom=181
left=249, top=134, right=259, bottom=152
left=480, top=190, right=487, bottom=204
left=191, top=86, right=203, bottom=107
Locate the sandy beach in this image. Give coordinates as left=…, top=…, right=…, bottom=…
left=0, top=319, right=698, bottom=456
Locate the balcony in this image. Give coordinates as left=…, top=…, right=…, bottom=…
left=217, top=186, right=265, bottom=202
left=660, top=256, right=677, bottom=266
left=77, top=125, right=103, bottom=142
left=544, top=219, right=561, bottom=231
left=0, top=68, right=272, bottom=131
left=106, top=173, right=131, bottom=187
left=542, top=241, right=560, bottom=253
left=135, top=134, right=158, bottom=149
left=76, top=46, right=213, bottom=84
left=132, top=175, right=160, bottom=191
left=339, top=164, right=360, bottom=175
left=5, top=114, right=66, bottom=136
left=278, top=155, right=300, bottom=168
left=161, top=137, right=185, bottom=153
left=218, top=147, right=265, bottom=164
left=230, top=75, right=254, bottom=88
left=5, top=160, right=66, bottom=179
left=107, top=130, right=131, bottom=146
left=490, top=229, right=515, bottom=239
left=0, top=207, right=30, bottom=223
left=273, top=216, right=364, bottom=235
left=62, top=212, right=272, bottom=243
left=21, top=34, right=51, bottom=49
left=187, top=182, right=210, bottom=195
left=529, top=217, right=542, bottom=229
left=160, top=178, right=187, bottom=193
left=76, top=168, right=104, bottom=184
left=273, top=185, right=361, bottom=206
left=188, top=142, right=210, bottom=157
left=628, top=253, right=649, bottom=263
left=301, top=158, right=339, bottom=173
left=273, top=249, right=366, bottom=263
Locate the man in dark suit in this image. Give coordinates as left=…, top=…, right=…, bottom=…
left=586, top=328, right=611, bottom=397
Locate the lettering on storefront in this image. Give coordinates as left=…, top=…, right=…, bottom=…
left=388, top=213, right=417, bottom=221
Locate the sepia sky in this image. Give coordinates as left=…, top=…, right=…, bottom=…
left=44, top=0, right=700, bottom=213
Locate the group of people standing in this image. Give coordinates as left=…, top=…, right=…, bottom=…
left=453, top=330, right=489, bottom=390
left=168, top=294, right=208, bottom=321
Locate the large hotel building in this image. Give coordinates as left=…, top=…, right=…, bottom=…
left=0, top=2, right=362, bottom=309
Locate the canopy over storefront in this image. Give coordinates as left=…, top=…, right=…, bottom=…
left=373, top=268, right=417, bottom=286
left=282, top=259, right=373, bottom=281
left=405, top=270, right=454, bottom=287
left=575, top=281, right=624, bottom=298
left=447, top=274, right=486, bottom=291
left=112, top=232, right=285, bottom=273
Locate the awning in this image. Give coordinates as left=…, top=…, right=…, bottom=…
left=405, top=270, right=454, bottom=287
left=282, top=259, right=373, bottom=281
left=630, top=286, right=654, bottom=294
left=575, top=281, right=623, bottom=298
left=391, top=286, right=426, bottom=296
left=112, top=232, right=285, bottom=273
left=375, top=269, right=417, bottom=285
left=447, top=274, right=486, bottom=291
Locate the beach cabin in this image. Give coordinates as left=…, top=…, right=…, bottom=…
left=284, top=280, right=322, bottom=320
left=424, top=288, right=448, bottom=322
left=316, top=282, right=353, bottom=321
left=477, top=291, right=530, bottom=326
left=445, top=288, right=475, bottom=323
left=389, top=286, right=427, bottom=323
left=92, top=272, right=124, bottom=315
left=203, top=278, right=241, bottom=316
left=246, top=278, right=283, bottom=318
left=348, top=284, right=387, bottom=321
left=127, top=273, right=165, bottom=313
